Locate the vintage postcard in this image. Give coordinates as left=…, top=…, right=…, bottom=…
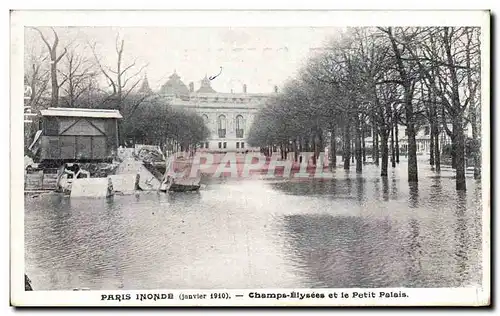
left=10, top=10, right=490, bottom=307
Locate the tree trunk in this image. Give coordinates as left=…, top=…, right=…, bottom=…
left=434, top=125, right=441, bottom=171
left=68, top=66, right=74, bottom=107
left=454, top=119, right=466, bottom=190
left=426, top=88, right=436, bottom=167
left=116, top=41, right=124, bottom=111
left=312, top=137, right=317, bottom=166
left=341, top=132, right=345, bottom=162
left=430, top=123, right=435, bottom=166
left=441, top=107, right=455, bottom=168
left=362, top=128, right=366, bottom=163
left=355, top=117, right=362, bottom=173
left=34, top=27, right=67, bottom=108
left=50, top=57, right=59, bottom=107
left=317, top=131, right=323, bottom=159
left=451, top=141, right=457, bottom=169
left=386, top=28, right=417, bottom=182
left=380, top=130, right=389, bottom=177
left=330, top=127, right=337, bottom=168
left=343, top=125, right=350, bottom=170
left=390, top=121, right=396, bottom=168
left=471, top=108, right=481, bottom=179
left=294, top=137, right=299, bottom=162
left=404, top=86, right=418, bottom=182
left=395, top=122, right=400, bottom=164
left=374, top=124, right=379, bottom=165
left=465, top=28, right=481, bottom=180
left=351, top=139, right=355, bottom=164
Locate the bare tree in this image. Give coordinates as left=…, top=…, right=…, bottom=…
left=350, top=28, right=391, bottom=172
left=89, top=33, right=148, bottom=115
left=58, top=45, right=98, bottom=107
left=24, top=47, right=50, bottom=147
left=30, top=27, right=67, bottom=107
left=441, top=27, right=480, bottom=189
left=248, top=26, right=481, bottom=190
left=373, top=80, right=398, bottom=177
left=403, top=27, right=480, bottom=190
left=465, top=28, right=481, bottom=180
left=24, top=49, right=50, bottom=110
left=378, top=27, right=421, bottom=183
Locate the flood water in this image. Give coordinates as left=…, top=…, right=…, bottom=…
left=25, top=161, right=484, bottom=290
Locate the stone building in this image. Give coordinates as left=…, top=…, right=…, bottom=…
left=145, top=71, right=274, bottom=152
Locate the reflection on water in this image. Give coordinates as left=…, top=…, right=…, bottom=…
left=382, top=177, right=389, bottom=202
left=25, top=163, right=483, bottom=290
left=408, top=182, right=419, bottom=209
left=454, top=191, right=470, bottom=286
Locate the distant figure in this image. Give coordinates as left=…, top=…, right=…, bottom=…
left=25, top=274, right=33, bottom=291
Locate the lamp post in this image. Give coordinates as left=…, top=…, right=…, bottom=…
left=24, top=84, right=37, bottom=148
left=24, top=84, right=35, bottom=123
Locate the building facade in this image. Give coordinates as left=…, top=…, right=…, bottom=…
left=143, top=72, right=274, bottom=152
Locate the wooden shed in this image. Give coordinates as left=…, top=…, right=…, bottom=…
left=39, top=108, right=122, bottom=164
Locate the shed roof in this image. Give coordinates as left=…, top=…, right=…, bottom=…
left=40, top=108, right=123, bottom=119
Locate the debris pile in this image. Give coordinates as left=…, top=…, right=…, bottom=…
left=136, top=147, right=165, bottom=165
left=77, top=162, right=120, bottom=178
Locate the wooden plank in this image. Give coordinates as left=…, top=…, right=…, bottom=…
left=48, top=138, right=61, bottom=159
left=59, top=118, right=80, bottom=135
left=42, top=173, right=58, bottom=190
left=61, top=119, right=104, bottom=136
left=92, top=136, right=107, bottom=159
left=76, top=136, right=92, bottom=159
left=59, top=136, right=76, bottom=159
left=25, top=171, right=44, bottom=190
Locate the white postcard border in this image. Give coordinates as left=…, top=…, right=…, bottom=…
left=10, top=9, right=491, bottom=307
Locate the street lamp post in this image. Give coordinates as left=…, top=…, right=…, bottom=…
left=24, top=85, right=36, bottom=123
left=24, top=84, right=38, bottom=149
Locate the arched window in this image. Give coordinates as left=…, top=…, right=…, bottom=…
left=217, top=114, right=226, bottom=138
left=202, top=114, right=209, bottom=125
left=236, top=115, right=244, bottom=138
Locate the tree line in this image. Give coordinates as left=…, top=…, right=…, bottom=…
left=24, top=27, right=210, bottom=155
left=119, top=96, right=210, bottom=155
left=247, top=27, right=481, bottom=191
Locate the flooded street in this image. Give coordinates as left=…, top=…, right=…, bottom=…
left=24, top=162, right=483, bottom=290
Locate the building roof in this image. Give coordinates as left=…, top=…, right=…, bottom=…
left=41, top=108, right=123, bottom=119
left=160, top=71, right=190, bottom=96
left=138, top=74, right=153, bottom=95
left=196, top=75, right=217, bottom=93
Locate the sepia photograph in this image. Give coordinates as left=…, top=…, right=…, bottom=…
left=10, top=10, right=490, bottom=306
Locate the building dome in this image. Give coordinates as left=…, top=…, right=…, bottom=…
left=160, top=71, right=189, bottom=96
left=196, top=75, right=217, bottom=93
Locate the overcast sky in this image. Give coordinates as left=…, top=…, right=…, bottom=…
left=25, top=27, right=341, bottom=93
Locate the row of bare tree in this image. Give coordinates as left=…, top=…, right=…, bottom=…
left=247, top=27, right=481, bottom=191
left=25, top=27, right=149, bottom=112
